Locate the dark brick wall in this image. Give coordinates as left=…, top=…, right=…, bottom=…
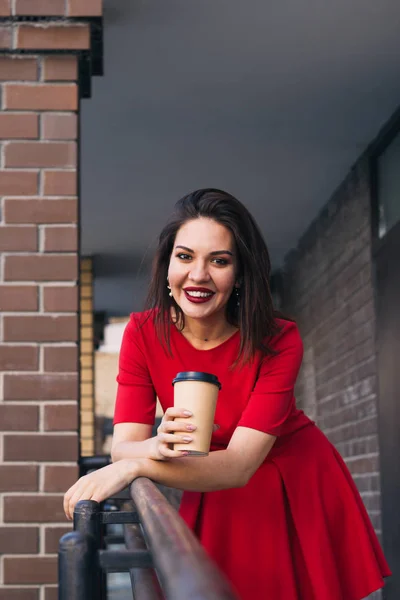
left=282, top=159, right=382, bottom=537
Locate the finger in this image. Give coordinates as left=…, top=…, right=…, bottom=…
left=66, top=488, right=82, bottom=520
left=68, top=492, right=93, bottom=521
left=164, top=407, right=193, bottom=421
left=159, top=432, right=194, bottom=445
left=64, top=476, right=90, bottom=519
left=64, top=481, right=80, bottom=519
left=68, top=485, right=95, bottom=521
left=160, top=420, right=196, bottom=434
left=64, top=491, right=71, bottom=519
left=64, top=494, right=73, bottom=520
left=159, top=444, right=190, bottom=459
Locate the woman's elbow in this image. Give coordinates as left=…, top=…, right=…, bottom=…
left=239, top=464, right=258, bottom=487
left=231, top=465, right=251, bottom=488
left=225, top=451, right=253, bottom=488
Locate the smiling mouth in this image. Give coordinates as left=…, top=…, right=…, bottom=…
left=183, top=288, right=215, bottom=303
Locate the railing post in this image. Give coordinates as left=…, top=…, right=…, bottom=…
left=73, top=499, right=101, bottom=538
left=124, top=523, right=164, bottom=600
left=58, top=531, right=97, bottom=600
left=73, top=500, right=104, bottom=599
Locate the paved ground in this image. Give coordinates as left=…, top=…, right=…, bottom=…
left=108, top=571, right=132, bottom=600
left=106, top=529, right=133, bottom=600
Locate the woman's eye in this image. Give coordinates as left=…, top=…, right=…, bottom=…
left=176, top=253, right=192, bottom=260
left=212, top=258, right=228, bottom=266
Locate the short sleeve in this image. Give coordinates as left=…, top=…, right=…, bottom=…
left=113, top=314, right=156, bottom=425
left=237, top=321, right=303, bottom=436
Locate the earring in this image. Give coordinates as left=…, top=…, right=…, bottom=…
left=235, top=287, right=240, bottom=307
left=167, top=279, right=173, bottom=297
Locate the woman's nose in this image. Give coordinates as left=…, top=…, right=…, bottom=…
left=188, top=262, right=210, bottom=282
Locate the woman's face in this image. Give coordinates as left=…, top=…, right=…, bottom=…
left=168, top=217, right=238, bottom=323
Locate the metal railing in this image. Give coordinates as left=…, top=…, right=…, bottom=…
left=59, top=473, right=238, bottom=599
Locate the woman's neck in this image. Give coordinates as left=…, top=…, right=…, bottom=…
left=174, top=311, right=238, bottom=349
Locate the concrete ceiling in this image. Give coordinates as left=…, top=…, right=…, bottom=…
left=81, top=0, right=400, bottom=274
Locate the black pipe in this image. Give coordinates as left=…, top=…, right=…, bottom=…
left=74, top=499, right=101, bottom=538
left=58, top=531, right=97, bottom=600
left=79, top=455, right=111, bottom=475
left=73, top=500, right=103, bottom=599
left=125, top=523, right=164, bottom=600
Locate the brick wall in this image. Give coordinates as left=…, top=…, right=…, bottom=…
left=282, top=159, right=382, bottom=529
left=0, top=2, right=101, bottom=598
left=282, top=160, right=382, bottom=599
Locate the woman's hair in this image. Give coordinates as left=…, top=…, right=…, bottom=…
left=145, top=188, right=282, bottom=366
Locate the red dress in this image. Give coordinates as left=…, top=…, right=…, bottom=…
left=114, top=311, right=391, bottom=600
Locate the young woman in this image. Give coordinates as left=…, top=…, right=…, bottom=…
left=64, top=189, right=391, bottom=599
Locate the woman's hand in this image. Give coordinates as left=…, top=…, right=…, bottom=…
left=149, top=407, right=197, bottom=461
left=149, top=407, right=220, bottom=461
left=63, top=459, right=138, bottom=521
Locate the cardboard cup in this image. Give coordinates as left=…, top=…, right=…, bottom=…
left=172, top=371, right=221, bottom=456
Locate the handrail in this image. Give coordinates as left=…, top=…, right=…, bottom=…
left=79, top=454, right=110, bottom=474
left=59, top=470, right=238, bottom=599
left=130, top=477, right=238, bottom=600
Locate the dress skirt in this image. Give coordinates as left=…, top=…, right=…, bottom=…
left=179, top=423, right=391, bottom=600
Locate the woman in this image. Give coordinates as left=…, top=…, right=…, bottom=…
left=65, top=188, right=390, bottom=599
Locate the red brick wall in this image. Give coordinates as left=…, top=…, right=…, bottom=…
left=282, top=159, right=383, bottom=538
left=0, top=3, right=101, bottom=598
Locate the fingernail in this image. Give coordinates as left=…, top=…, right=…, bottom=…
left=183, top=410, right=193, bottom=416
left=186, top=425, right=196, bottom=431
left=182, top=436, right=193, bottom=442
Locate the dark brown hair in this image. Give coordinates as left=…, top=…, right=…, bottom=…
left=145, top=188, right=282, bottom=366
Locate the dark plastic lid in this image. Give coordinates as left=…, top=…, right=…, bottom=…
left=172, top=371, right=221, bottom=390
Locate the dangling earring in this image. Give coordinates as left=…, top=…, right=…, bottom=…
left=235, top=287, right=240, bottom=307
left=167, top=279, right=173, bottom=298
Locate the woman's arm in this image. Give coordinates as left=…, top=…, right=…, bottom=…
left=131, top=426, right=276, bottom=491
left=111, top=408, right=205, bottom=462
left=111, top=423, right=155, bottom=461
left=64, top=427, right=276, bottom=519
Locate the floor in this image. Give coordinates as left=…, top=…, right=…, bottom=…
left=106, top=529, right=133, bottom=600
left=108, top=570, right=133, bottom=600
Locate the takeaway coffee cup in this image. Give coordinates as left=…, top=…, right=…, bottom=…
left=172, top=371, right=221, bottom=456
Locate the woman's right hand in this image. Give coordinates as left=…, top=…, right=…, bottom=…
left=149, top=407, right=196, bottom=461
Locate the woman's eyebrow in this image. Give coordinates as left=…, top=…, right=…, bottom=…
left=175, top=245, right=233, bottom=256
left=175, top=245, right=194, bottom=252
left=210, top=250, right=233, bottom=256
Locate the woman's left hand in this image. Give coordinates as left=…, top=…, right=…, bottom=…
left=63, top=459, right=138, bottom=521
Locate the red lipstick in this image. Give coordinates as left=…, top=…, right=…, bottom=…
left=183, top=287, right=215, bottom=304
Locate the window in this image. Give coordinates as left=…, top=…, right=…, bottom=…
left=377, top=130, right=400, bottom=237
